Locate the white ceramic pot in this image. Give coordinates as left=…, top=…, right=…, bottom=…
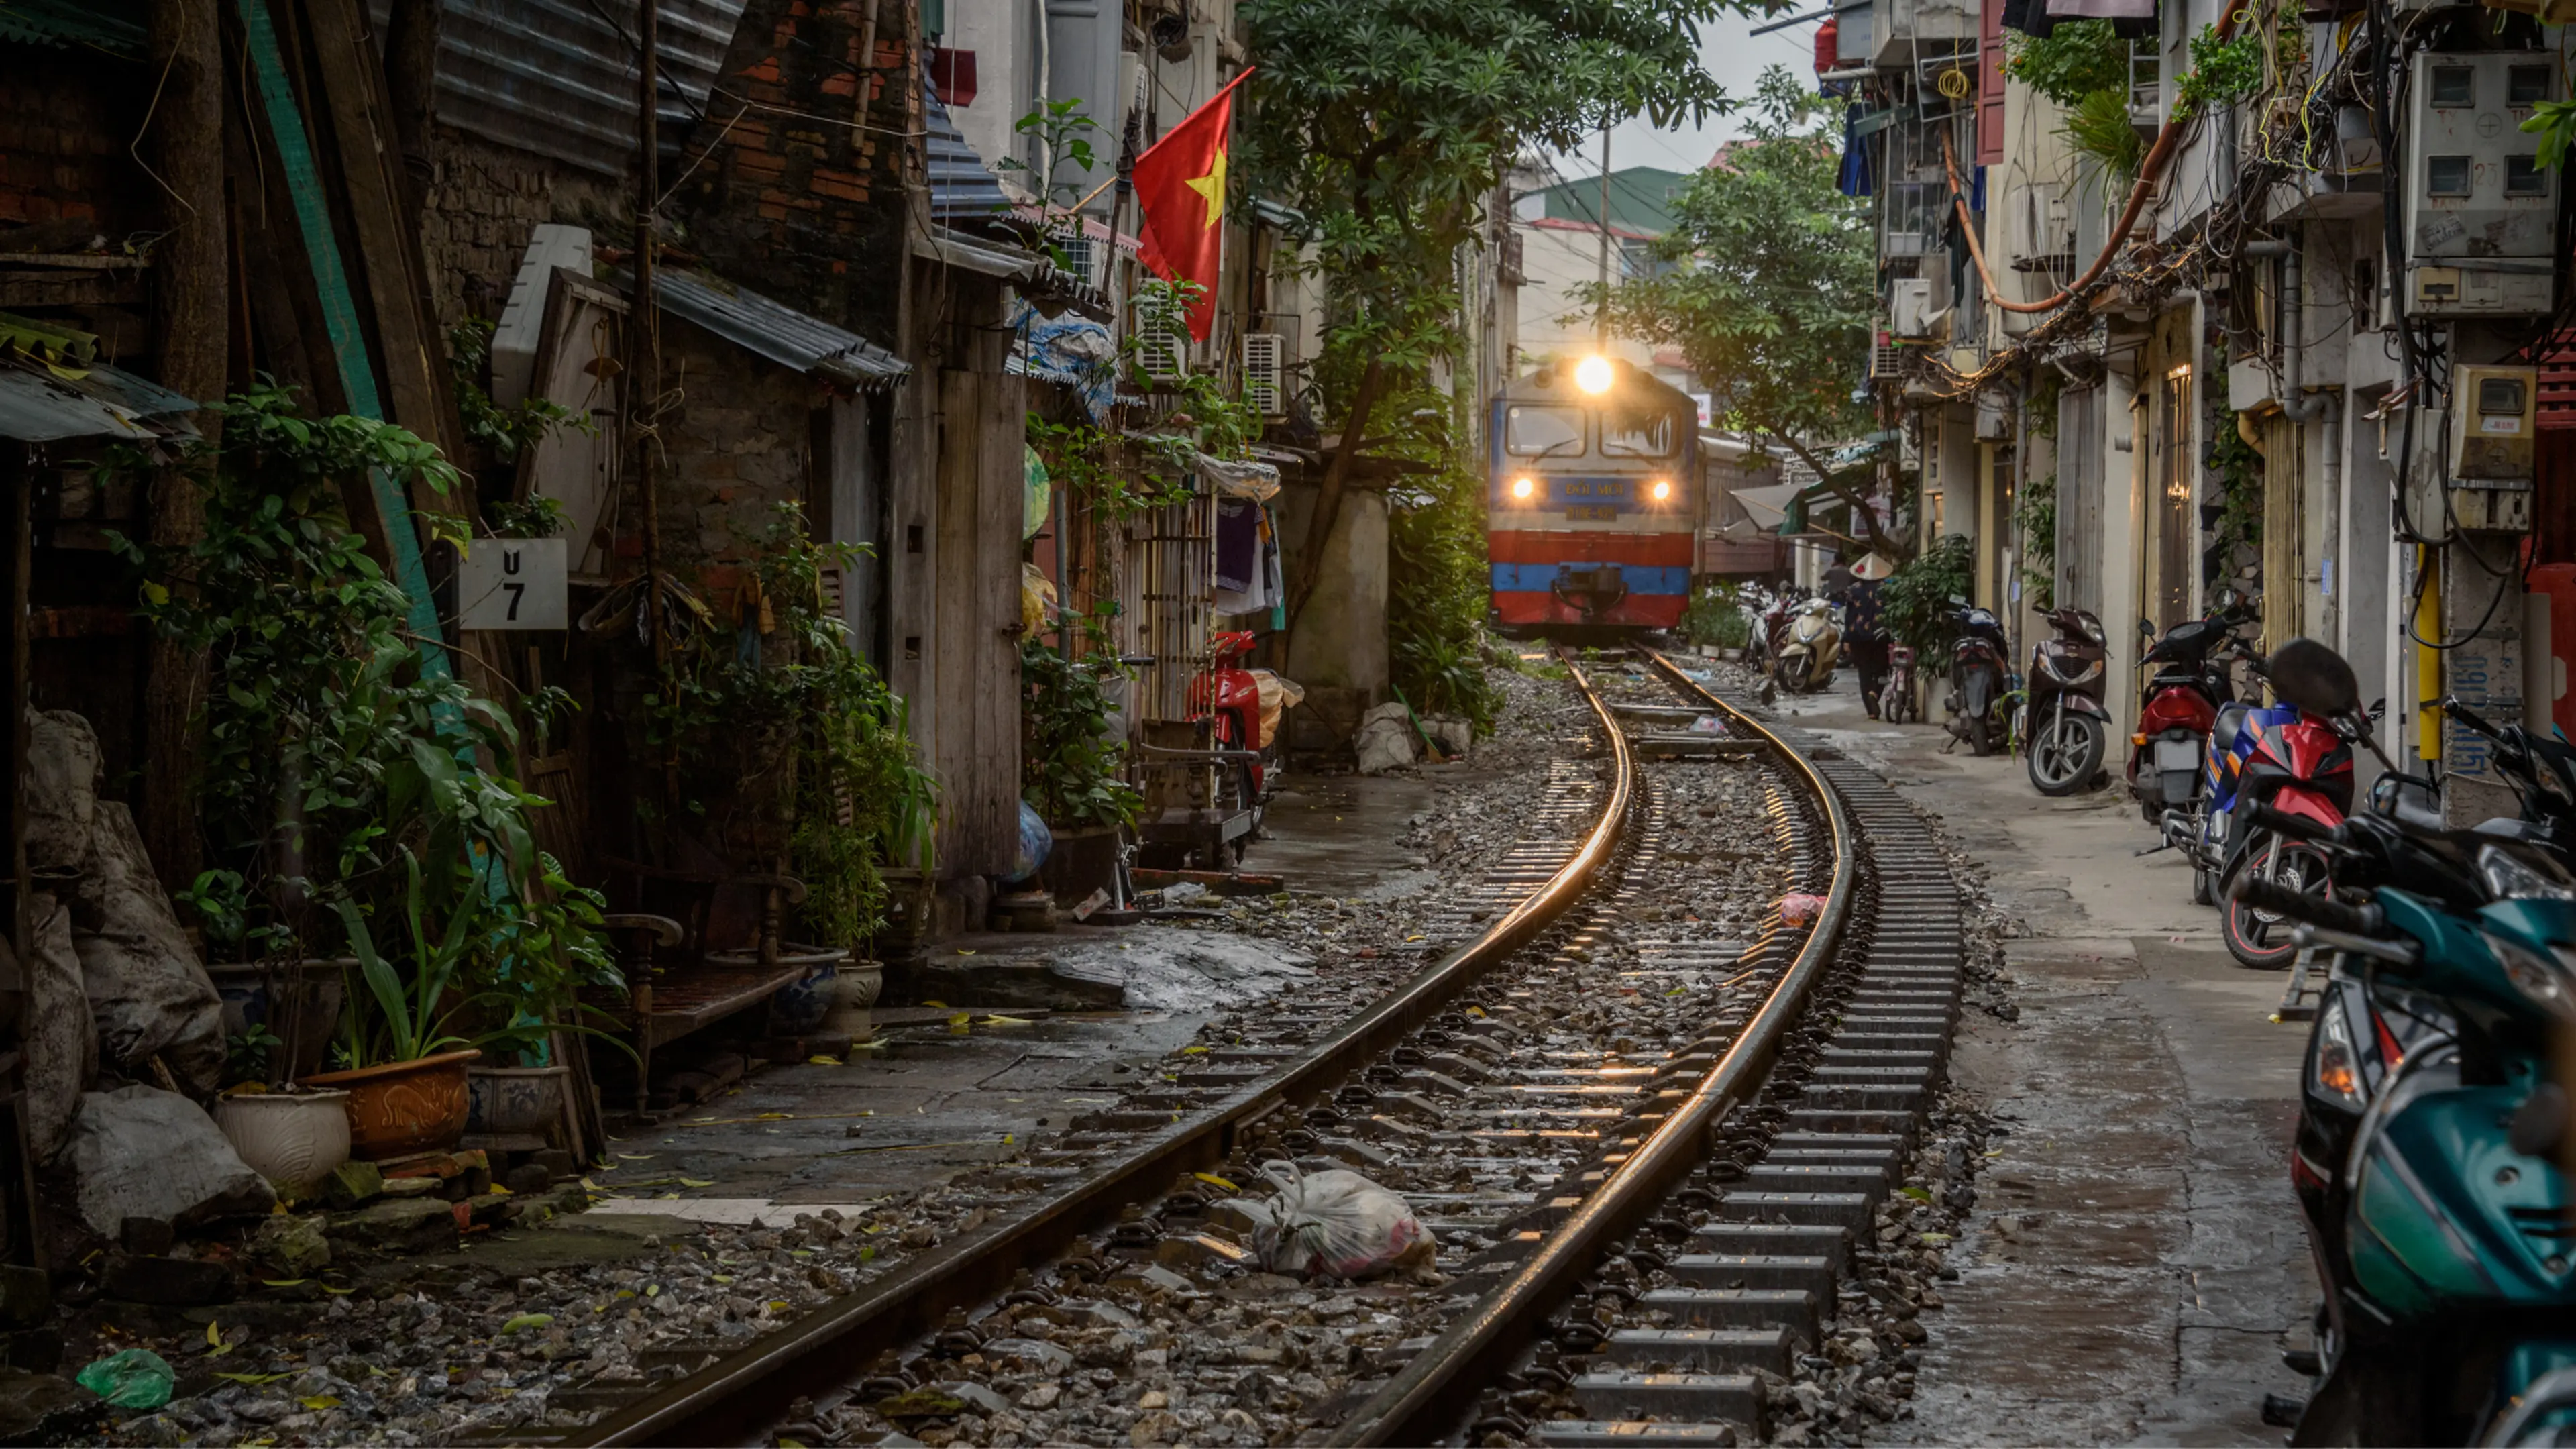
left=213, top=1089, right=352, bottom=1190
left=823, top=959, right=883, bottom=1034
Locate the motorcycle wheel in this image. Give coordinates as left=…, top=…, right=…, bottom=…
left=2222, top=835, right=2332, bottom=970
left=2191, top=865, right=2214, bottom=907
left=1965, top=712, right=1991, bottom=756
left=2027, top=712, right=2106, bottom=796
left=1207, top=763, right=1261, bottom=870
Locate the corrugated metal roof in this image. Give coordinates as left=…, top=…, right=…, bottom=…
left=924, top=71, right=1015, bottom=223
left=368, top=0, right=748, bottom=180
left=0, top=362, right=192, bottom=443
left=0, top=0, right=144, bottom=55
left=636, top=269, right=910, bottom=391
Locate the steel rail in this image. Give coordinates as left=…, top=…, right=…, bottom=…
left=568, top=653, right=1638, bottom=1447
left=1330, top=650, right=1859, bottom=1447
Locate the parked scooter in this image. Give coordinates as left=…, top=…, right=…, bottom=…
left=1185, top=630, right=1279, bottom=863
left=2127, top=594, right=2260, bottom=827
left=1943, top=601, right=2011, bottom=755
left=1771, top=596, right=1843, bottom=694
left=1881, top=643, right=1921, bottom=724
left=2226, top=641, right=2576, bottom=1446
left=2022, top=606, right=2109, bottom=795
left=2180, top=649, right=2355, bottom=967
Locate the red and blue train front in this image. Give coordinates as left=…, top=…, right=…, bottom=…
left=1489, top=515, right=1691, bottom=627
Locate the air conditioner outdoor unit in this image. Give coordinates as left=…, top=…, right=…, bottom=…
left=1134, top=297, right=1189, bottom=380
left=1889, top=279, right=1935, bottom=338
left=1242, top=333, right=1287, bottom=417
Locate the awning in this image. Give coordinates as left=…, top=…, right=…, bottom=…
left=637, top=269, right=910, bottom=391
left=0, top=0, right=146, bottom=55
left=913, top=228, right=1111, bottom=317
left=1731, top=482, right=1803, bottom=531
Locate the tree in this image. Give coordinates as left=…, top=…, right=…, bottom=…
left=1239, top=0, right=1735, bottom=616
left=1595, top=67, right=1897, bottom=558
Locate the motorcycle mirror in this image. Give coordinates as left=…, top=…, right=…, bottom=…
left=1948, top=594, right=1968, bottom=606
left=2214, top=586, right=2241, bottom=610
left=2367, top=698, right=2387, bottom=721
left=2138, top=617, right=2155, bottom=639
left=2371, top=771, right=2445, bottom=831
left=2266, top=637, right=2361, bottom=718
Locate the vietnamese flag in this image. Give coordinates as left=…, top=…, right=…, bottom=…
left=1134, top=69, right=1253, bottom=342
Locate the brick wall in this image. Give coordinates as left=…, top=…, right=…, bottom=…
left=675, top=0, right=911, bottom=346
left=417, top=126, right=623, bottom=331
left=0, top=54, right=153, bottom=239
left=640, top=317, right=820, bottom=595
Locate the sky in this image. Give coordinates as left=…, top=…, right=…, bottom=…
left=1544, top=9, right=1827, bottom=180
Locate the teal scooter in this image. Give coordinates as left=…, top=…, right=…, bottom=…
left=2235, top=641, right=2576, bottom=1446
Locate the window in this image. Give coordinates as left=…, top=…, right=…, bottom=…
left=2428, top=156, right=2474, bottom=198
left=1505, top=405, right=1585, bottom=457
left=2508, top=156, right=2549, bottom=197
left=2512, top=65, right=2553, bottom=107
left=1601, top=407, right=1678, bottom=458
left=2431, top=66, right=2475, bottom=107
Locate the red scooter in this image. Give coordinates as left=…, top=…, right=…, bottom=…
left=1185, top=631, right=1280, bottom=855
left=2125, top=596, right=2257, bottom=828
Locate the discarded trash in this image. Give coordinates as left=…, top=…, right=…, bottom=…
left=77, top=1347, right=175, bottom=1409
left=1686, top=714, right=1731, bottom=736
left=1221, top=1161, right=1434, bottom=1280
left=1352, top=702, right=1421, bottom=775
left=1778, top=892, right=1827, bottom=926
left=1071, top=888, right=1111, bottom=922
left=1005, top=802, right=1052, bottom=884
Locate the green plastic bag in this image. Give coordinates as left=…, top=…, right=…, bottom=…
left=76, top=1347, right=174, bottom=1410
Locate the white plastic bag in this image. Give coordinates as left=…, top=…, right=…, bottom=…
left=1222, top=1161, right=1435, bottom=1280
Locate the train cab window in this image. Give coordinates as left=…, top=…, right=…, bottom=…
left=1505, top=405, right=1585, bottom=456
left=1601, top=407, right=1678, bottom=458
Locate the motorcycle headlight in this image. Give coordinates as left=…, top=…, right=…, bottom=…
left=2478, top=843, right=2576, bottom=902
left=2479, top=932, right=2576, bottom=1022
left=2080, top=614, right=2105, bottom=647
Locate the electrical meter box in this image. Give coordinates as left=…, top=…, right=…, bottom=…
left=2451, top=365, right=2538, bottom=479
left=2404, top=50, right=2560, bottom=317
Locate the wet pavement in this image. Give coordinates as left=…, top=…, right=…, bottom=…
left=1763, top=673, right=2317, bottom=1446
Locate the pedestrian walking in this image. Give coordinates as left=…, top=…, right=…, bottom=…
left=1835, top=555, right=1892, bottom=719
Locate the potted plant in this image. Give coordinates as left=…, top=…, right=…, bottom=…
left=1021, top=617, right=1145, bottom=904
left=210, top=1026, right=352, bottom=1191
left=302, top=854, right=490, bottom=1157
left=461, top=853, right=629, bottom=1139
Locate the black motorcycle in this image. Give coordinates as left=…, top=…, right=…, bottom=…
left=1944, top=600, right=2010, bottom=756
left=2023, top=606, right=2109, bottom=795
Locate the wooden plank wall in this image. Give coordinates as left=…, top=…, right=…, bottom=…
left=930, top=369, right=1026, bottom=878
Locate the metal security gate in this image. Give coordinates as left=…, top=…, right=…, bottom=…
left=1119, top=488, right=1217, bottom=724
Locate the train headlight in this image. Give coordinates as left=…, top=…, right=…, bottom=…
left=1511, top=476, right=1535, bottom=500
left=1574, top=356, right=1615, bottom=394
left=1651, top=478, right=1672, bottom=502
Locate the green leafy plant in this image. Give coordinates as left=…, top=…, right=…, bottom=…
left=2206, top=408, right=2264, bottom=557
left=1021, top=616, right=1145, bottom=829
left=2063, top=87, right=2147, bottom=190
left=2523, top=99, right=2576, bottom=170
left=1881, top=533, right=1977, bottom=653
left=2174, top=22, right=2263, bottom=115
left=997, top=98, right=1102, bottom=212
left=488, top=493, right=566, bottom=539
left=225, top=1022, right=285, bottom=1087
left=1683, top=582, right=1755, bottom=649
left=331, top=852, right=481, bottom=1068
left=2014, top=471, right=2057, bottom=612
left=2005, top=20, right=2131, bottom=107
left=448, top=319, right=588, bottom=464
left=1385, top=390, right=1501, bottom=734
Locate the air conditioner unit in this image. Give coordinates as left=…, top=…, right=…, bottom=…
left=2008, top=182, right=2073, bottom=273
left=2403, top=50, right=2560, bottom=317
left=1889, top=279, right=1935, bottom=338
left=1242, top=333, right=1287, bottom=417
left=1134, top=297, right=1189, bottom=380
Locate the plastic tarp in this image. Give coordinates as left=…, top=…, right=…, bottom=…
left=1007, top=303, right=1116, bottom=423
left=1199, top=454, right=1280, bottom=501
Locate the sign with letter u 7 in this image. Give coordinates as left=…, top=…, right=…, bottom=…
left=458, top=539, right=569, bottom=631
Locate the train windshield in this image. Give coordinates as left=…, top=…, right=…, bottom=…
left=1601, top=405, right=1679, bottom=458
left=1504, top=405, right=1585, bottom=456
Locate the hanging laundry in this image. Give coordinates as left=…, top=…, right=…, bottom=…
left=1216, top=499, right=1260, bottom=594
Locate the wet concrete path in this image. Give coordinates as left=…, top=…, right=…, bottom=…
left=1765, top=676, right=2317, bottom=1446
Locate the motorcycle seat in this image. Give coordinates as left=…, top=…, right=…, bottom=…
left=2212, top=700, right=2249, bottom=748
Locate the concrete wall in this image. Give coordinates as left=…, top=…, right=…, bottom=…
left=1276, top=482, right=1389, bottom=751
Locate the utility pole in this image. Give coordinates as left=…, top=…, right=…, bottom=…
left=1594, top=125, right=1613, bottom=352
left=629, top=0, right=676, bottom=810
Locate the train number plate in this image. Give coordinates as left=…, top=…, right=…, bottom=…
left=1564, top=505, right=1617, bottom=522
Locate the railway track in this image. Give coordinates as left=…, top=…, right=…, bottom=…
left=553, top=650, right=1964, bottom=1448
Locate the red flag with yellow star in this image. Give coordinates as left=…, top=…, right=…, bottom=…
left=1133, top=69, right=1253, bottom=342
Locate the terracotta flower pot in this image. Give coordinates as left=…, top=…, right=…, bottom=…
left=466, top=1063, right=571, bottom=1138
left=213, top=1089, right=352, bottom=1190
left=305, top=1048, right=482, bottom=1159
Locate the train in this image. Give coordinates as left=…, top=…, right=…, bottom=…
left=1487, top=358, right=1702, bottom=631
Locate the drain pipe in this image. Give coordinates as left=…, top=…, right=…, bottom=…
left=2247, top=235, right=2344, bottom=643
